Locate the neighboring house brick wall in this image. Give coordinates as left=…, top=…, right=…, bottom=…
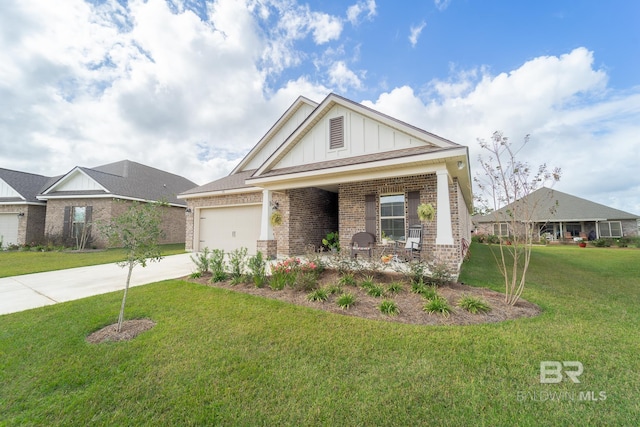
left=0, top=205, right=45, bottom=246
left=45, top=198, right=186, bottom=249
left=25, top=205, right=47, bottom=244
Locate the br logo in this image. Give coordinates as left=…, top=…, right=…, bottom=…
left=540, top=361, right=584, bottom=383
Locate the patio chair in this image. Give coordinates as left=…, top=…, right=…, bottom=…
left=403, top=225, right=423, bottom=260
left=350, top=232, right=376, bottom=258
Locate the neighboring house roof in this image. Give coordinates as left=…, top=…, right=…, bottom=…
left=0, top=168, right=51, bottom=205
left=39, top=160, right=197, bottom=207
left=181, top=93, right=473, bottom=210
left=475, top=187, right=639, bottom=223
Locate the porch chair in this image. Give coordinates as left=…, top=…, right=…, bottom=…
left=350, top=232, right=376, bottom=258
left=403, top=224, right=423, bottom=260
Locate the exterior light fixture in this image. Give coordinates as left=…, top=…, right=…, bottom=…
left=17, top=212, right=25, bottom=217
left=457, top=161, right=465, bottom=170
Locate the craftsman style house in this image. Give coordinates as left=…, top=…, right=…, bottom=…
left=179, top=94, right=473, bottom=272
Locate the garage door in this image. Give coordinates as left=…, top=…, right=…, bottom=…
left=0, top=213, right=19, bottom=248
left=198, top=205, right=262, bottom=254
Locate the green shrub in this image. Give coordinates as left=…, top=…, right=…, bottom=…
left=247, top=251, right=267, bottom=288
left=337, top=293, right=356, bottom=309
left=190, top=247, right=212, bottom=275
left=325, top=283, right=343, bottom=295
left=366, top=284, right=385, bottom=297
left=592, top=238, right=612, bottom=248
left=427, top=261, right=454, bottom=286
left=386, top=281, right=404, bottom=294
left=228, top=247, right=248, bottom=280
left=210, top=249, right=227, bottom=283
left=360, top=275, right=375, bottom=289
left=378, top=299, right=399, bottom=316
left=423, top=295, right=453, bottom=317
left=457, top=295, right=491, bottom=314
left=338, top=272, right=357, bottom=287
left=307, top=288, right=329, bottom=302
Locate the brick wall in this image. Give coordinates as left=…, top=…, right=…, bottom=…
left=0, top=205, right=46, bottom=245
left=45, top=198, right=186, bottom=249
left=339, top=174, right=465, bottom=273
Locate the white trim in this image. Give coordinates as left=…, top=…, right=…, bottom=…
left=177, top=187, right=262, bottom=200
left=435, top=169, right=454, bottom=245
left=0, top=201, right=46, bottom=206
left=41, top=167, right=109, bottom=195
left=259, top=190, right=274, bottom=241
left=37, top=193, right=186, bottom=208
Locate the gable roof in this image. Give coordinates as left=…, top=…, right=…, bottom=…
left=475, top=187, right=639, bottom=223
left=253, top=93, right=460, bottom=178
left=0, top=168, right=52, bottom=205
left=39, top=160, right=197, bottom=207
left=180, top=93, right=473, bottom=210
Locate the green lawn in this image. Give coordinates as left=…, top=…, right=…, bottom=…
left=1, top=244, right=638, bottom=425
left=0, top=244, right=186, bottom=278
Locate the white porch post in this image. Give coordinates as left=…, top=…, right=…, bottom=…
left=436, top=170, right=454, bottom=245
left=260, top=189, right=274, bottom=240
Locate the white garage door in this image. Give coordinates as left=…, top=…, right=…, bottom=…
left=198, top=205, right=262, bottom=254
left=0, top=213, right=19, bottom=247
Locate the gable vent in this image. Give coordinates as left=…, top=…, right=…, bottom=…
left=329, top=116, right=344, bottom=149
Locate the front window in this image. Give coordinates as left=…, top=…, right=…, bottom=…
left=599, top=221, right=622, bottom=238
left=380, top=194, right=405, bottom=241
left=493, top=223, right=509, bottom=237
left=72, top=206, right=86, bottom=239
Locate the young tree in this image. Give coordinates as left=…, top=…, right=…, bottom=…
left=474, top=131, right=561, bottom=305
left=99, top=201, right=165, bottom=332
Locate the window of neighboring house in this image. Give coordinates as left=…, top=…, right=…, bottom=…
left=72, top=206, right=87, bottom=239
left=598, top=221, right=622, bottom=238
left=493, top=223, right=509, bottom=237
left=380, top=194, right=405, bottom=241
left=329, top=116, right=344, bottom=149
left=565, top=223, right=581, bottom=237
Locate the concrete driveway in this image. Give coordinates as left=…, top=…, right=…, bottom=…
left=0, top=253, right=195, bottom=316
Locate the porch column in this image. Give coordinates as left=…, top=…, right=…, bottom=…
left=259, top=189, right=274, bottom=240
left=436, top=170, right=454, bottom=245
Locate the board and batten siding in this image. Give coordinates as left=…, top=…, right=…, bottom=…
left=275, top=105, right=429, bottom=169
left=243, top=103, right=317, bottom=171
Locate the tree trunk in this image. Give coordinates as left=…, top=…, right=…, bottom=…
left=117, top=263, right=134, bottom=333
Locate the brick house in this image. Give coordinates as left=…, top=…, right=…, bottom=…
left=0, top=168, right=52, bottom=247
left=37, top=160, right=197, bottom=248
left=179, top=94, right=473, bottom=273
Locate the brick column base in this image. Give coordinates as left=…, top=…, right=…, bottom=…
left=257, top=240, right=277, bottom=259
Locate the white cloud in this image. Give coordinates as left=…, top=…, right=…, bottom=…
left=409, top=21, right=426, bottom=47
left=362, top=48, right=640, bottom=214
left=434, top=0, right=452, bottom=11
left=347, top=0, right=377, bottom=25
left=328, top=61, right=363, bottom=92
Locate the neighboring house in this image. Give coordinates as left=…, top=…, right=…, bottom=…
left=179, top=93, right=473, bottom=273
left=0, top=168, right=53, bottom=247
left=37, top=160, right=197, bottom=248
left=474, top=187, right=640, bottom=241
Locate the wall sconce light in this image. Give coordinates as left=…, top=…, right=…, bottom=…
left=17, top=212, right=25, bottom=217
left=271, top=201, right=280, bottom=211
left=185, top=208, right=192, bottom=214
left=457, top=161, right=465, bottom=170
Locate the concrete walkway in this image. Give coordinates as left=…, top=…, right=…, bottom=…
left=0, top=253, right=195, bottom=316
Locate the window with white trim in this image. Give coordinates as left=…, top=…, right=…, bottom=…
left=493, top=222, right=509, bottom=237
left=598, top=221, right=622, bottom=238
left=380, top=194, right=405, bottom=241
left=72, top=206, right=87, bottom=239
left=329, top=116, right=344, bottom=149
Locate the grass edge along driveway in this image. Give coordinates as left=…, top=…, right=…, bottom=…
left=0, top=243, right=638, bottom=425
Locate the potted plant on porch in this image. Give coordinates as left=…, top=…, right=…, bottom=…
left=322, top=231, right=340, bottom=252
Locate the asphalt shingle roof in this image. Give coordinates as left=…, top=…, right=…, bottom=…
left=476, top=187, right=639, bottom=222
left=44, top=160, right=197, bottom=206
left=0, top=168, right=51, bottom=203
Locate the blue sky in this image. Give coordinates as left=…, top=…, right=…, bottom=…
left=1, top=0, right=639, bottom=214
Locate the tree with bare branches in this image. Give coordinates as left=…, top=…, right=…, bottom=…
left=474, top=131, right=561, bottom=305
